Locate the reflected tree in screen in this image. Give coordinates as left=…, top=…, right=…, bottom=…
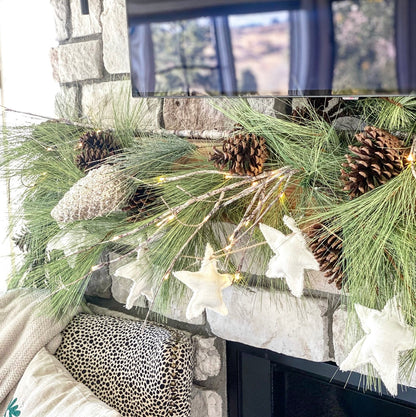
left=332, top=0, right=397, bottom=94
left=152, top=18, right=220, bottom=95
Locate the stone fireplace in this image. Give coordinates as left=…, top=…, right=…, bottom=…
left=86, top=257, right=416, bottom=417
left=47, top=2, right=416, bottom=416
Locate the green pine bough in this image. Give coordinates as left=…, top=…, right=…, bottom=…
left=1, top=97, right=416, bottom=384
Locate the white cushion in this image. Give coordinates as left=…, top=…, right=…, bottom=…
left=8, top=348, right=122, bottom=417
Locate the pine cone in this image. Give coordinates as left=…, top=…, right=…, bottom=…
left=308, top=222, right=345, bottom=289
left=75, top=130, right=121, bottom=172
left=122, top=186, right=158, bottom=221
left=51, top=165, right=126, bottom=223
left=340, top=126, right=407, bottom=198
left=209, top=146, right=228, bottom=171
left=209, top=131, right=268, bottom=176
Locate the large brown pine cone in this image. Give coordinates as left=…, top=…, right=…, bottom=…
left=75, top=130, right=121, bottom=172
left=209, top=131, right=268, bottom=176
left=340, top=126, right=407, bottom=198
left=308, top=222, right=345, bottom=290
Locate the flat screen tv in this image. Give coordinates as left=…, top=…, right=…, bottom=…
left=125, top=0, right=416, bottom=97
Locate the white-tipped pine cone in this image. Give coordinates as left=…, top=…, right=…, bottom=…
left=51, top=165, right=126, bottom=223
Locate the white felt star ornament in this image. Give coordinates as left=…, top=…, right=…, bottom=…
left=340, top=298, right=416, bottom=396
left=259, top=215, right=319, bottom=297
left=173, top=243, right=233, bottom=320
left=114, top=246, right=155, bottom=309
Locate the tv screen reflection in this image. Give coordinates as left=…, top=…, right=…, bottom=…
left=126, top=0, right=416, bottom=97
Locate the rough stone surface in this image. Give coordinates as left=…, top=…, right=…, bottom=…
left=163, top=99, right=234, bottom=131
left=84, top=254, right=112, bottom=299
left=50, top=0, right=70, bottom=41
left=332, top=116, right=366, bottom=132
left=193, top=336, right=221, bottom=381
left=190, top=387, right=222, bottom=417
left=211, top=223, right=329, bottom=295
left=81, top=80, right=161, bottom=128
left=151, top=288, right=206, bottom=326
left=210, top=222, right=265, bottom=276
left=57, top=40, right=103, bottom=83
left=101, top=0, right=130, bottom=74
left=247, top=98, right=277, bottom=117
left=332, top=306, right=355, bottom=366
left=108, top=252, right=147, bottom=308
left=292, top=97, right=309, bottom=111
left=70, top=0, right=102, bottom=38
left=207, top=287, right=330, bottom=361
left=54, top=85, right=79, bottom=119
left=305, top=270, right=341, bottom=295
left=49, top=47, right=60, bottom=83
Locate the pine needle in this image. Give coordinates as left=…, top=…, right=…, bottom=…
left=359, top=97, right=416, bottom=133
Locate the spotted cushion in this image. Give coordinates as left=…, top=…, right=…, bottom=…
left=55, top=313, right=194, bottom=417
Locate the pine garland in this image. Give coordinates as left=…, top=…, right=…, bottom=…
left=2, top=96, right=416, bottom=341
left=359, top=96, right=416, bottom=131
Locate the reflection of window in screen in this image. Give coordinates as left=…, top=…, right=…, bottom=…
left=149, top=10, right=290, bottom=96
left=152, top=18, right=221, bottom=95
left=332, top=0, right=397, bottom=94
left=229, top=11, right=290, bottom=95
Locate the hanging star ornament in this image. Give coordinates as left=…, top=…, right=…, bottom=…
left=114, top=245, right=155, bottom=309
left=340, top=298, right=416, bottom=396
left=173, top=243, right=233, bottom=320
left=259, top=215, right=319, bottom=297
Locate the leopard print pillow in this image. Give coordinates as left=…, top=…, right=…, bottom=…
left=55, top=313, right=194, bottom=417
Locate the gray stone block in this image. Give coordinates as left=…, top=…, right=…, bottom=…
left=81, top=80, right=161, bottom=128
left=247, top=98, right=277, bottom=117
left=207, top=287, right=330, bottom=361
left=108, top=252, right=147, bottom=308
left=50, top=0, right=70, bottom=41
left=163, top=98, right=234, bottom=131
left=55, top=86, right=80, bottom=119
left=50, top=47, right=60, bottom=83
left=305, top=270, right=341, bottom=295
left=151, top=288, right=206, bottom=326
left=111, top=275, right=147, bottom=308
left=85, top=261, right=112, bottom=299
left=332, top=306, right=351, bottom=366
left=210, top=222, right=266, bottom=276
left=101, top=0, right=130, bottom=74
left=209, top=222, right=336, bottom=294
left=70, top=0, right=101, bottom=38
left=191, top=387, right=222, bottom=417
left=193, top=336, right=221, bottom=381
left=332, top=116, right=366, bottom=132
left=57, top=40, right=103, bottom=83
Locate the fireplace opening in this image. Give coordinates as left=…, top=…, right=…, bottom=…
left=227, top=341, right=416, bottom=417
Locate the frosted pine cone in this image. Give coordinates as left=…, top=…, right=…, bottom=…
left=51, top=165, right=127, bottom=223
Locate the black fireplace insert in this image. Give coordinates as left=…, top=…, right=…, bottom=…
left=227, top=341, right=416, bottom=417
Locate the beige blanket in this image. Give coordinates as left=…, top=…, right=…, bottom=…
left=0, top=289, right=76, bottom=413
